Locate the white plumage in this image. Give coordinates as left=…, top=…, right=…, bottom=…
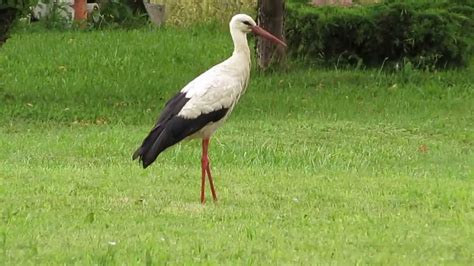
left=179, top=16, right=252, bottom=121
left=133, top=14, right=286, bottom=203
left=178, top=59, right=250, bottom=119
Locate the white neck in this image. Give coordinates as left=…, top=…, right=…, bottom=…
left=230, top=28, right=250, bottom=56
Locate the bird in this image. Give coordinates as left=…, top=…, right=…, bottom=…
left=132, top=14, right=286, bottom=204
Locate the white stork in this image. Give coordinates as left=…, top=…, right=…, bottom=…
left=133, top=14, right=286, bottom=203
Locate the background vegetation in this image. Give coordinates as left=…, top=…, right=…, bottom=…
left=152, top=0, right=257, bottom=25
left=286, top=0, right=474, bottom=69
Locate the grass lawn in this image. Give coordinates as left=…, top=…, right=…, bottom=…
left=0, top=27, right=473, bottom=264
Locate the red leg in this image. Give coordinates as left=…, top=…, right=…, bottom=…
left=201, top=138, right=217, bottom=203
left=200, top=142, right=207, bottom=204
left=206, top=162, right=218, bottom=202
left=200, top=166, right=206, bottom=203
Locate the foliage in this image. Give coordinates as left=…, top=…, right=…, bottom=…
left=32, top=1, right=74, bottom=30
left=153, top=0, right=256, bottom=26
left=92, top=0, right=149, bottom=29
left=1, top=0, right=257, bottom=32
left=0, top=8, right=16, bottom=43
left=0, top=28, right=473, bottom=264
left=0, top=0, right=38, bottom=13
left=0, top=0, right=36, bottom=44
left=286, top=0, right=474, bottom=69
left=0, top=0, right=149, bottom=30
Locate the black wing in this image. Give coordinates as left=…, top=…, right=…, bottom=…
left=132, top=92, right=189, bottom=165
left=133, top=92, right=228, bottom=168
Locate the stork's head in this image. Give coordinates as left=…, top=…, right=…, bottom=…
left=230, top=14, right=287, bottom=47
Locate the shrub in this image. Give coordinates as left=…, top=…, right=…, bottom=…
left=0, top=0, right=37, bottom=43
left=285, top=0, right=474, bottom=69
left=0, top=0, right=38, bottom=12
left=93, top=0, right=149, bottom=29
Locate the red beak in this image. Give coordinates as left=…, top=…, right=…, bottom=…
left=250, top=25, right=287, bottom=48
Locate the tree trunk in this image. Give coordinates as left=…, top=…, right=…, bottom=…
left=256, top=0, right=285, bottom=70
left=74, top=0, right=87, bottom=21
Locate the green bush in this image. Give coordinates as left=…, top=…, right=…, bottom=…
left=285, top=0, right=473, bottom=69
left=92, top=0, right=149, bottom=29
left=0, top=0, right=37, bottom=43
left=0, top=0, right=38, bottom=12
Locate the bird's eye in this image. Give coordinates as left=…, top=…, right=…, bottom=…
left=243, top=21, right=251, bottom=26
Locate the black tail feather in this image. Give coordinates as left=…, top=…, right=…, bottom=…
left=132, top=124, right=165, bottom=168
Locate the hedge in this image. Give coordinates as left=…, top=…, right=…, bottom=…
left=285, top=0, right=474, bottom=69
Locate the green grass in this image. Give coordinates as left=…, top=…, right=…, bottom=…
left=0, top=26, right=473, bottom=264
